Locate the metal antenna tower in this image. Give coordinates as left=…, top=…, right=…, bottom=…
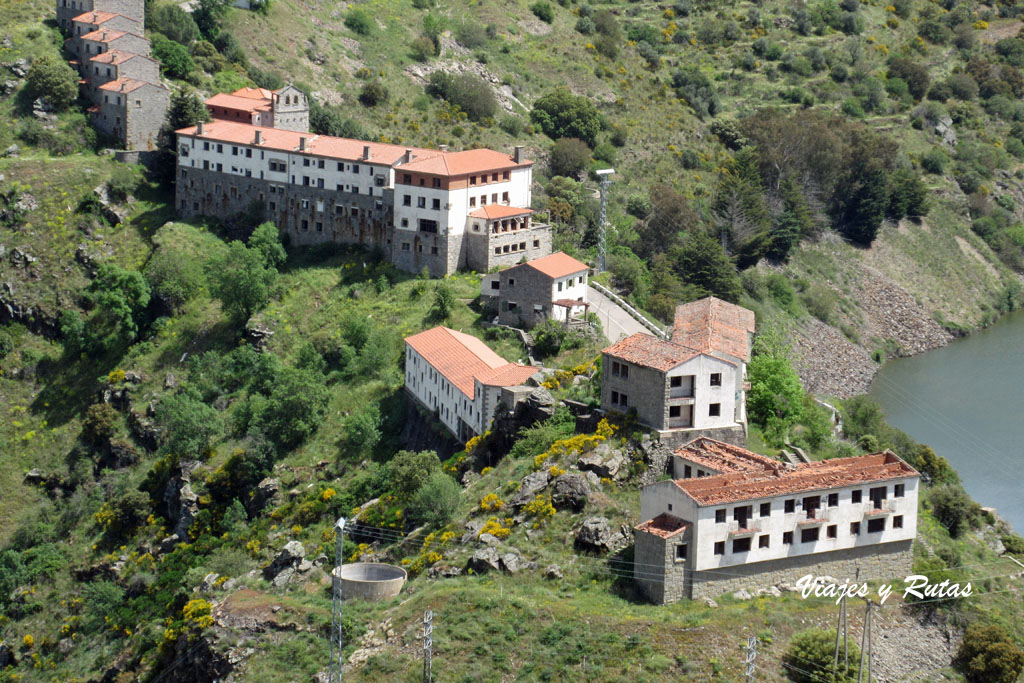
left=596, top=168, right=614, bottom=273
left=329, top=517, right=346, bottom=683
left=744, top=636, right=757, bottom=682
left=422, top=610, right=434, bottom=683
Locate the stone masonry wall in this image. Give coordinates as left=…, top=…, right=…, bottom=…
left=58, top=0, right=145, bottom=32
left=657, top=424, right=747, bottom=450
left=125, top=84, right=168, bottom=151
left=602, top=355, right=666, bottom=429
left=497, top=261, right=550, bottom=328
left=689, top=539, right=914, bottom=601
left=634, top=528, right=692, bottom=604
left=465, top=224, right=551, bottom=273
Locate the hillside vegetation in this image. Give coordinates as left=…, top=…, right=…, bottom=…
left=3, top=0, right=1024, bottom=679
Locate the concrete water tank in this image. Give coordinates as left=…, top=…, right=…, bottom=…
left=334, top=563, right=407, bottom=602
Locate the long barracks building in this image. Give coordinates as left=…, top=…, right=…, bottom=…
left=174, top=120, right=552, bottom=276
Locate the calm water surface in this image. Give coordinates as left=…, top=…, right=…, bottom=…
left=869, top=309, right=1024, bottom=532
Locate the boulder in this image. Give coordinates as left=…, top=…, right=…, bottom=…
left=507, top=470, right=551, bottom=507
left=704, top=598, right=718, bottom=608
left=427, top=565, right=462, bottom=579
left=8, top=58, right=28, bottom=77
left=0, top=640, right=17, bottom=668
left=263, top=540, right=306, bottom=585
left=23, top=468, right=44, bottom=485
left=250, top=477, right=281, bottom=513
left=467, top=547, right=501, bottom=574
left=757, top=586, right=782, bottom=598
left=499, top=552, right=521, bottom=574
left=577, top=443, right=627, bottom=480
left=544, top=564, right=563, bottom=580
left=2, top=144, right=18, bottom=158
left=732, top=589, right=753, bottom=600
left=550, top=473, right=591, bottom=511
left=245, top=319, right=275, bottom=351
left=525, top=386, right=556, bottom=419
left=164, top=372, right=177, bottom=389
left=478, top=533, right=500, bottom=546
left=171, top=483, right=199, bottom=539
left=574, top=516, right=629, bottom=554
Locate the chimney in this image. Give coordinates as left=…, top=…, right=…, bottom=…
left=513, top=145, right=524, bottom=163
left=363, top=144, right=371, bottom=160
left=438, top=144, right=448, bottom=152
left=101, top=30, right=107, bottom=40
left=299, top=136, right=307, bottom=151
left=197, top=121, right=204, bottom=135
left=92, top=12, right=97, bottom=21
left=404, top=148, right=413, bottom=164
left=254, top=130, right=262, bottom=145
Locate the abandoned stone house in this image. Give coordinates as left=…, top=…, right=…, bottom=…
left=205, top=85, right=310, bottom=133
left=174, top=119, right=552, bottom=276
left=633, top=438, right=919, bottom=603
left=482, top=251, right=589, bottom=329
left=600, top=297, right=754, bottom=445
left=57, top=0, right=168, bottom=152
left=404, top=326, right=539, bottom=442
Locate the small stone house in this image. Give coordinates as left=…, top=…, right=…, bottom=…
left=70, top=10, right=141, bottom=46
left=75, top=28, right=149, bottom=63
left=487, top=251, right=589, bottom=329
left=85, top=49, right=158, bottom=103
left=404, top=326, right=539, bottom=442
left=57, top=0, right=143, bottom=33
left=91, top=78, right=169, bottom=151
left=634, top=439, right=919, bottom=603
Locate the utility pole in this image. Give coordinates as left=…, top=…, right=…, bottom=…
left=596, top=168, right=614, bottom=273
left=858, top=600, right=872, bottom=683
left=328, top=517, right=346, bottom=683
left=422, top=610, right=434, bottom=683
left=834, top=593, right=849, bottom=672
left=744, top=636, right=756, bottom=683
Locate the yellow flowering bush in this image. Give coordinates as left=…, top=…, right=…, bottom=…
left=107, top=369, right=126, bottom=384
left=523, top=496, right=556, bottom=528
left=973, top=20, right=988, bottom=29
left=320, top=488, right=336, bottom=502
left=532, top=419, right=618, bottom=470
left=22, top=634, right=34, bottom=648
left=478, top=517, right=512, bottom=539
left=479, top=493, right=504, bottom=512
left=548, top=465, right=566, bottom=478
left=182, top=599, right=214, bottom=630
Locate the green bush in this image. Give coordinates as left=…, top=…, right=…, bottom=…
left=930, top=484, right=981, bottom=537
left=358, top=81, right=388, bottom=107
left=156, top=391, right=222, bottom=457
left=530, top=1, right=554, bottom=23
left=25, top=54, right=78, bottom=111
left=426, top=72, right=498, bottom=121
left=530, top=89, right=601, bottom=146
left=146, top=248, right=204, bottom=312
left=954, top=623, right=1024, bottom=683
left=455, top=20, right=488, bottom=48
left=549, top=137, right=591, bottom=177
left=782, top=628, right=859, bottom=682
left=921, top=147, right=947, bottom=174
left=345, top=8, right=373, bottom=35
left=153, top=38, right=195, bottom=79
left=83, top=403, right=119, bottom=446
left=386, top=450, right=441, bottom=497
left=671, top=67, right=720, bottom=119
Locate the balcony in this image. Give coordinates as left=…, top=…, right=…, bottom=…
left=669, top=388, right=695, bottom=400
left=727, top=520, right=761, bottom=537
left=864, top=500, right=894, bottom=517
left=797, top=511, right=829, bottom=527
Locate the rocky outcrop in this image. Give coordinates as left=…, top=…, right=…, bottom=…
left=262, top=540, right=309, bottom=588
left=507, top=471, right=550, bottom=507
left=574, top=517, right=631, bottom=554
left=467, top=546, right=500, bottom=573
left=577, top=443, right=627, bottom=480
left=550, top=473, right=590, bottom=512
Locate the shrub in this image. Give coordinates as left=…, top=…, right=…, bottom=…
left=783, top=628, right=860, bottom=682
left=152, top=3, right=200, bottom=44
left=594, top=34, right=618, bottom=59
left=954, top=623, right=1024, bottom=683
left=83, top=403, right=119, bottom=446
left=146, top=248, right=203, bottom=312
left=549, top=137, right=591, bottom=177
left=408, top=472, right=460, bottom=527
left=0, top=327, right=12, bottom=361
left=532, top=318, right=569, bottom=357
left=575, top=16, right=595, bottom=34
left=530, top=1, right=554, bottom=23
left=409, top=36, right=435, bottom=62
left=426, top=72, right=498, bottom=121
left=921, top=147, right=947, bottom=174
left=253, top=368, right=330, bottom=449
left=153, top=38, right=195, bottom=79
left=25, top=54, right=78, bottom=111
left=358, top=81, right=388, bottom=107
left=387, top=450, right=441, bottom=497
left=930, top=484, right=981, bottom=537
left=455, top=21, right=488, bottom=48
left=888, top=58, right=930, bottom=100
left=672, top=67, right=720, bottom=119
left=208, top=240, right=276, bottom=321
left=531, top=89, right=601, bottom=146
left=947, top=73, right=979, bottom=100
left=345, top=8, right=373, bottom=35
left=156, top=391, right=222, bottom=457
left=342, top=404, right=381, bottom=454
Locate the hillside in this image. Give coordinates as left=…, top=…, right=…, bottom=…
left=3, top=0, right=1024, bottom=679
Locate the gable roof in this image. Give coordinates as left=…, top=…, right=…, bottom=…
left=672, top=451, right=919, bottom=506
left=206, top=92, right=273, bottom=113
left=99, top=77, right=164, bottom=94
left=80, top=28, right=143, bottom=42
left=405, top=326, right=534, bottom=398
left=603, top=333, right=722, bottom=372
left=89, top=49, right=155, bottom=66
left=524, top=251, right=588, bottom=279
left=468, top=205, right=533, bottom=220
left=671, top=296, right=756, bottom=362
left=673, top=437, right=784, bottom=475
left=396, top=147, right=532, bottom=177
left=72, top=10, right=137, bottom=24
left=231, top=87, right=275, bottom=100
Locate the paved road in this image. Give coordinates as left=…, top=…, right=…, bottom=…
left=587, top=285, right=650, bottom=343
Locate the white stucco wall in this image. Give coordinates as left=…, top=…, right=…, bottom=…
left=667, top=354, right=739, bottom=430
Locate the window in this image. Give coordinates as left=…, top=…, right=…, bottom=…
left=301, top=219, right=308, bottom=231
left=894, top=484, right=905, bottom=498
left=403, top=173, right=412, bottom=184
left=669, top=405, right=681, bottom=418
left=710, top=373, right=722, bottom=386
left=508, top=278, right=515, bottom=287
left=469, top=197, right=476, bottom=207
left=557, top=281, right=563, bottom=292
left=611, top=390, right=619, bottom=405
left=432, top=198, right=440, bottom=210
left=715, top=509, right=726, bottom=524
left=316, top=222, right=323, bottom=232
left=867, top=518, right=885, bottom=533
left=417, top=196, right=426, bottom=208
left=684, top=465, right=692, bottom=478
left=232, top=146, right=238, bottom=156
left=400, top=218, right=408, bottom=227
left=709, top=403, right=721, bottom=417
left=760, top=503, right=770, bottom=517
left=675, top=544, right=687, bottom=562
left=893, top=515, right=903, bottom=529
left=759, top=535, right=770, bottom=549
left=352, top=164, right=360, bottom=174
left=619, top=364, right=628, bottom=379
left=827, top=525, right=837, bottom=539
left=534, top=240, right=540, bottom=248
left=850, top=521, right=861, bottom=536
left=432, top=178, right=441, bottom=188
left=502, top=191, right=509, bottom=202
left=801, top=527, right=820, bottom=543
left=828, top=493, right=839, bottom=507
left=491, top=193, right=498, bottom=203
left=852, top=490, right=862, bottom=504
left=403, top=194, right=411, bottom=206
left=490, top=280, right=500, bottom=290
left=785, top=499, right=795, bottom=513
left=419, top=219, right=439, bottom=234
left=303, top=158, right=310, bottom=167
left=714, top=541, right=725, bottom=556
left=783, top=531, right=793, bottom=545
left=733, top=538, right=751, bottom=553
left=470, top=175, right=477, bottom=185
left=619, top=394, right=628, bottom=407
left=670, top=376, right=682, bottom=388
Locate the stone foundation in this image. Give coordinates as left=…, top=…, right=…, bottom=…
left=690, top=540, right=914, bottom=601
left=657, top=424, right=747, bottom=450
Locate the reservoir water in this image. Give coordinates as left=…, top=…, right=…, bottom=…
left=869, top=309, right=1024, bottom=533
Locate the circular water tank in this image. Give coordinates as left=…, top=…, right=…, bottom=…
left=333, top=563, right=407, bottom=602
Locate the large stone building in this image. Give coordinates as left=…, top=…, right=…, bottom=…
left=404, top=326, right=539, bottom=442
left=205, top=85, right=310, bottom=133
left=484, top=251, right=589, bottom=329
left=174, top=120, right=552, bottom=276
left=633, top=439, right=919, bottom=603
left=58, top=0, right=168, bottom=151
left=600, top=297, right=754, bottom=445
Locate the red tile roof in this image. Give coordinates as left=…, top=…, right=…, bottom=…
left=635, top=513, right=690, bottom=539
left=230, top=87, right=274, bottom=100
left=602, top=333, right=706, bottom=372
left=72, top=10, right=132, bottom=24
left=673, top=451, right=919, bottom=506
left=405, top=326, right=534, bottom=398
left=674, top=437, right=784, bottom=475
left=524, top=252, right=588, bottom=279
left=399, top=147, right=532, bottom=176
left=468, top=205, right=533, bottom=220
left=80, top=28, right=140, bottom=42
left=99, top=77, right=163, bottom=93
left=89, top=49, right=153, bottom=66
left=672, top=297, right=756, bottom=362
left=206, top=92, right=273, bottom=113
